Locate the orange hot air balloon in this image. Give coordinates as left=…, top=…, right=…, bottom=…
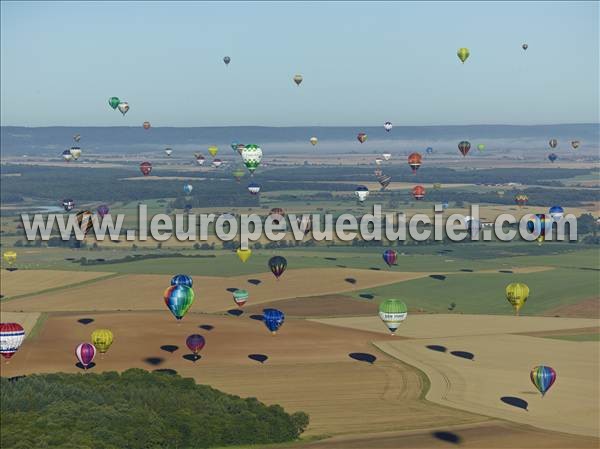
left=412, top=185, right=425, bottom=200
left=140, top=161, right=152, bottom=176
left=143, top=121, right=151, bottom=130
left=408, top=153, right=422, bottom=174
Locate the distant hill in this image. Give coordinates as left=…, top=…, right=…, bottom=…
left=1, top=124, right=598, bottom=155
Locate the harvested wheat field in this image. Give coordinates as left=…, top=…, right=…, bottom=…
left=2, top=268, right=427, bottom=313
left=0, top=311, right=41, bottom=335
left=0, top=269, right=114, bottom=298
left=312, top=314, right=600, bottom=338
left=243, top=294, right=378, bottom=317
left=0, top=311, right=487, bottom=437
left=375, top=332, right=600, bottom=437
left=543, top=298, right=600, bottom=319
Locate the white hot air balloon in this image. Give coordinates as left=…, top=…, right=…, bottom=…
left=355, top=185, right=370, bottom=203
left=382, top=153, right=391, bottom=161
left=117, top=102, right=130, bottom=116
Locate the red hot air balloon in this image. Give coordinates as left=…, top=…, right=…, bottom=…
left=75, top=343, right=97, bottom=369
left=357, top=132, right=367, bottom=144
left=0, top=322, right=25, bottom=360
left=143, top=121, right=151, bottom=130
left=382, top=249, right=398, bottom=267
left=412, top=185, right=426, bottom=200
left=140, top=162, right=152, bottom=176
left=458, top=141, right=471, bottom=157
left=408, top=153, right=422, bottom=174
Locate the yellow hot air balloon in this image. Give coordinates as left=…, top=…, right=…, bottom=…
left=310, top=137, right=318, bottom=146
left=457, top=47, right=470, bottom=63
left=208, top=146, right=218, bottom=158
left=505, top=283, right=529, bottom=316
left=91, top=329, right=114, bottom=354
left=3, top=251, right=17, bottom=267
left=236, top=248, right=252, bottom=263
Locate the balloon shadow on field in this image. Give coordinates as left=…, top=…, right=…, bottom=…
left=450, top=350, right=474, bottom=361
left=248, top=354, right=268, bottom=364
left=344, top=278, right=357, bottom=284
left=247, top=279, right=262, bottom=286
left=324, top=257, right=337, bottom=261
left=337, top=265, right=348, bottom=268
left=77, top=318, right=94, bottom=325
left=160, top=345, right=179, bottom=354
left=75, top=362, right=96, bottom=370
left=183, top=354, right=201, bottom=363
left=359, top=293, right=375, bottom=300
left=498, top=270, right=514, bottom=274
left=226, top=287, right=238, bottom=293
left=459, top=268, right=474, bottom=272
left=199, top=325, right=214, bottom=331
left=249, top=314, right=264, bottom=321
left=65, top=257, right=75, bottom=261
left=227, top=309, right=244, bottom=317
left=348, top=353, right=376, bottom=364
left=426, top=345, right=447, bottom=353
left=143, top=357, right=164, bottom=366
left=369, top=267, right=381, bottom=271
left=6, top=268, right=19, bottom=272
left=153, top=369, right=178, bottom=375
left=95, top=258, right=105, bottom=262
left=429, top=274, right=447, bottom=281
left=501, top=396, right=528, bottom=411
left=432, top=431, right=462, bottom=444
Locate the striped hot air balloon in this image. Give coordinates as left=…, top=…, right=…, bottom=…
left=75, top=343, right=97, bottom=369
left=408, top=153, right=422, bottom=174
left=0, top=323, right=25, bottom=359
left=163, top=285, right=195, bottom=320
left=382, top=249, right=398, bottom=267
left=378, top=299, right=408, bottom=335
left=268, top=256, right=287, bottom=280
left=233, top=289, right=249, bottom=307
left=412, top=185, right=426, bottom=200
left=530, top=365, right=556, bottom=397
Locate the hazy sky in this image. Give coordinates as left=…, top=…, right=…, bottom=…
left=1, top=1, right=598, bottom=127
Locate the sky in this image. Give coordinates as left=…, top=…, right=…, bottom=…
left=1, top=1, right=598, bottom=127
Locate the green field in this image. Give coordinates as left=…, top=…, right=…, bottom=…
left=541, top=333, right=600, bottom=342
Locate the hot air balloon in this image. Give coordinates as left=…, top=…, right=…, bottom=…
left=230, top=141, right=238, bottom=152
left=378, top=174, right=392, bottom=190
left=293, top=74, right=303, bottom=86
left=186, top=334, right=205, bottom=357
left=522, top=43, right=528, bottom=51
left=263, top=308, right=285, bottom=334
left=514, top=193, right=528, bottom=208
left=378, top=299, right=408, bottom=335
left=412, top=185, right=426, bottom=200
left=237, top=248, right=252, bottom=263
left=208, top=146, right=219, bottom=157
left=548, top=153, right=557, bottom=163
left=232, top=167, right=245, bottom=183
left=268, top=256, right=287, bottom=280
left=549, top=206, right=564, bottom=221
left=184, top=204, right=193, bottom=213
left=143, top=121, right=151, bottom=130
left=236, top=144, right=246, bottom=155
left=108, top=97, right=120, bottom=110
left=91, top=329, right=113, bottom=354
left=3, top=251, right=17, bottom=268
left=183, top=184, right=193, bottom=194
left=163, top=285, right=195, bottom=320
left=442, top=201, right=449, bottom=210
left=247, top=182, right=261, bottom=195
left=76, top=210, right=94, bottom=236
left=382, top=249, right=397, bottom=267
left=549, top=139, right=558, bottom=149
left=357, top=132, right=367, bottom=144
left=140, top=161, right=152, bottom=176
left=75, top=343, right=96, bottom=369
left=310, top=137, right=318, bottom=146
left=117, top=102, right=129, bottom=116
left=506, top=282, right=529, bottom=315
left=571, top=140, right=580, bottom=150
left=382, top=153, right=392, bottom=161
left=62, top=199, right=75, bottom=212
left=433, top=183, right=442, bottom=190
left=355, top=185, right=369, bottom=202
left=165, top=148, right=173, bottom=157
left=527, top=213, right=547, bottom=244
left=374, top=168, right=383, bottom=177
left=408, top=153, right=422, bottom=174
left=426, top=147, right=434, bottom=154
left=477, top=143, right=485, bottom=152
left=384, top=121, right=393, bottom=132
left=96, top=204, right=109, bottom=218
left=241, top=144, right=262, bottom=174
left=73, top=134, right=81, bottom=142
left=212, top=158, right=223, bottom=168
left=171, top=274, right=193, bottom=288
left=530, top=365, right=556, bottom=397
left=0, top=323, right=25, bottom=359
left=375, top=157, right=383, bottom=166
left=458, top=141, right=471, bottom=157
left=223, top=56, right=231, bottom=66
left=457, top=47, right=470, bottom=63
left=297, top=215, right=312, bottom=235
left=62, top=149, right=73, bottom=162
left=195, top=154, right=205, bottom=166
left=233, top=289, right=249, bottom=307
left=70, top=147, right=82, bottom=160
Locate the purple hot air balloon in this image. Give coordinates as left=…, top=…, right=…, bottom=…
left=186, top=334, right=205, bottom=355
left=96, top=204, right=109, bottom=218
left=382, top=249, right=398, bottom=267
left=76, top=343, right=97, bottom=369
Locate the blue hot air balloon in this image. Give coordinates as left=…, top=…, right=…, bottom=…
left=183, top=184, right=193, bottom=194
left=549, top=206, right=564, bottom=221
left=382, top=249, right=398, bottom=267
left=171, top=274, right=193, bottom=288
left=426, top=147, right=434, bottom=154
left=263, top=308, right=285, bottom=334
left=163, top=285, right=195, bottom=320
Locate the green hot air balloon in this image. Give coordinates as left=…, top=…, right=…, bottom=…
left=108, top=97, right=120, bottom=110
left=241, top=144, right=262, bottom=175
left=457, top=48, right=470, bottom=64
left=233, top=289, right=249, bottom=307
left=163, top=285, right=195, bottom=320
left=378, top=299, right=407, bottom=335
left=477, top=143, right=485, bottom=152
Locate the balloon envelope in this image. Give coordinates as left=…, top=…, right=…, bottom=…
left=268, top=256, right=287, bottom=279
left=378, top=299, right=407, bottom=335
left=76, top=343, right=97, bottom=367
left=3, top=251, right=17, bottom=267
left=530, top=365, right=556, bottom=396
left=223, top=56, right=231, bottom=65
left=237, top=248, right=252, bottom=263
left=164, top=285, right=195, bottom=320
left=0, top=322, right=25, bottom=359
left=233, top=289, right=249, bottom=307
left=384, top=121, right=393, bottom=132
left=293, top=74, right=303, bottom=86
left=186, top=334, right=206, bottom=355
left=457, top=47, right=470, bottom=63
left=458, top=141, right=471, bottom=157
left=171, top=274, right=193, bottom=288
left=263, top=308, right=285, bottom=334
left=382, top=249, right=397, bottom=267
left=91, top=329, right=113, bottom=354
left=506, top=282, right=529, bottom=315
left=241, top=145, right=262, bottom=173
left=108, top=97, right=120, bottom=109
left=140, top=162, right=152, bottom=176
